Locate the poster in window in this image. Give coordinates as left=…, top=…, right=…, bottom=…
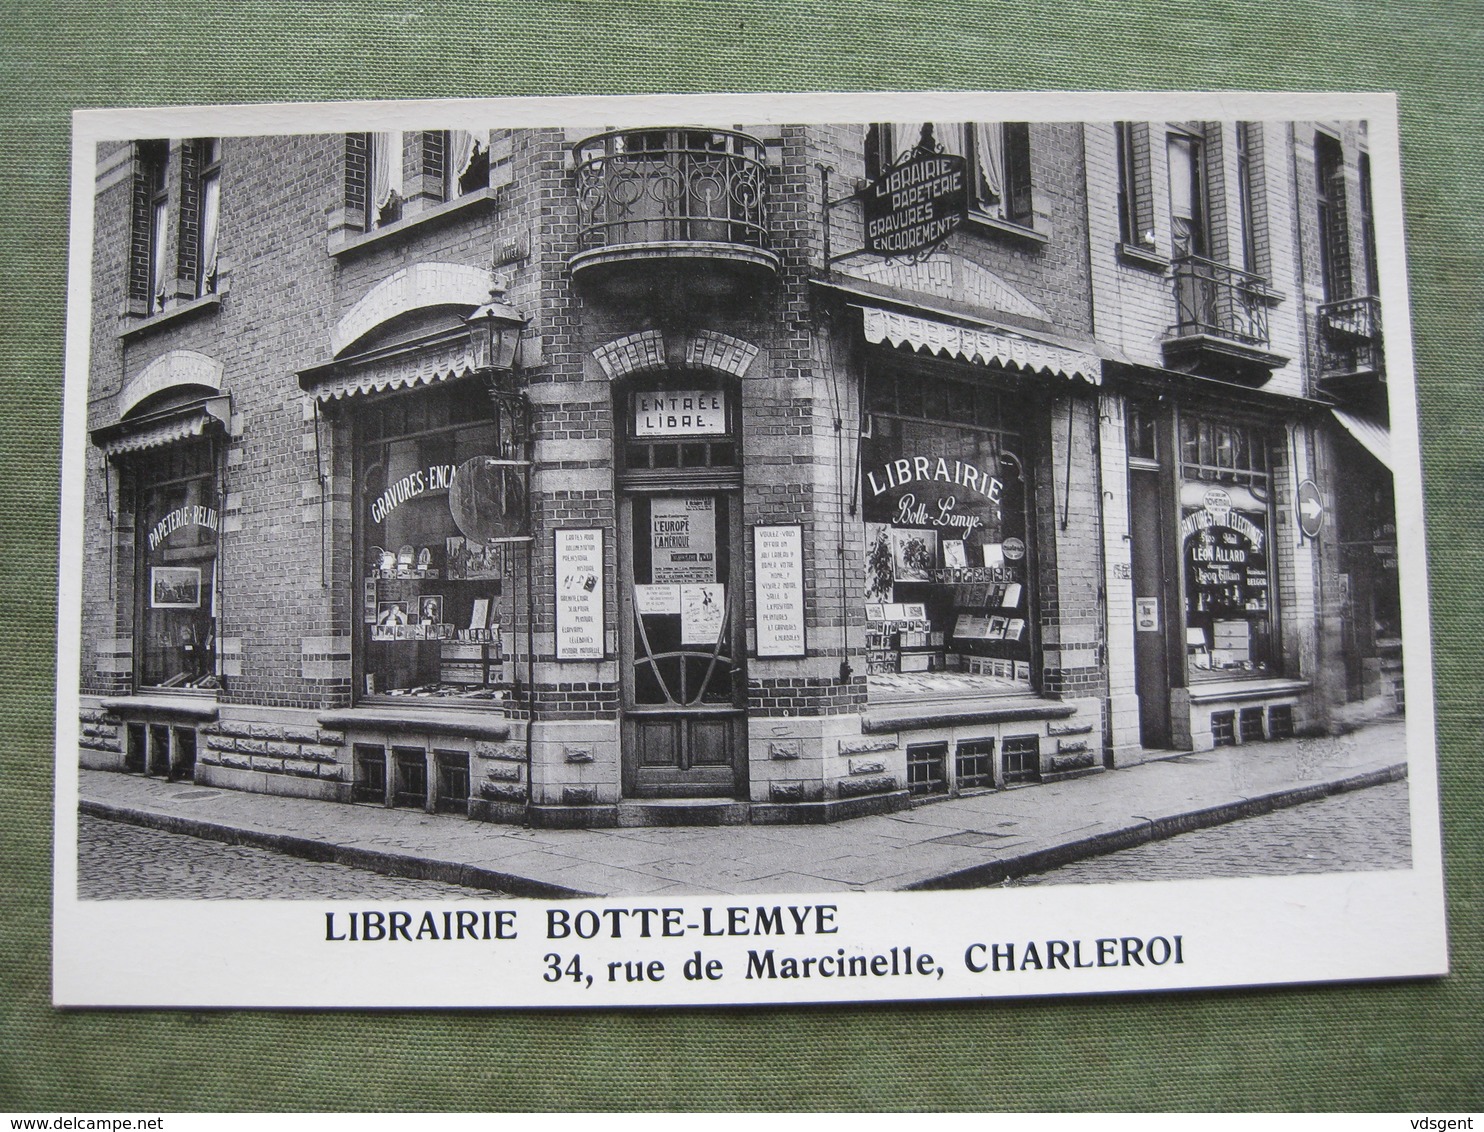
left=634, top=583, right=681, bottom=616
left=651, top=497, right=716, bottom=584
left=889, top=527, right=937, bottom=581
left=150, top=566, right=201, bottom=609
left=680, top=583, right=726, bottom=645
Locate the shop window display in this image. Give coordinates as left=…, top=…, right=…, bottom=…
left=132, top=439, right=219, bottom=690
left=861, top=367, right=1034, bottom=700
left=356, top=383, right=508, bottom=701
left=1179, top=415, right=1275, bottom=678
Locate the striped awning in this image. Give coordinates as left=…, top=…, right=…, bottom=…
left=1332, top=408, right=1392, bottom=472
left=299, top=340, right=479, bottom=403
left=92, top=395, right=231, bottom=457
left=860, top=306, right=1101, bottom=386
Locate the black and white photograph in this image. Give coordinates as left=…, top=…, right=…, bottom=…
left=54, top=91, right=1447, bottom=1009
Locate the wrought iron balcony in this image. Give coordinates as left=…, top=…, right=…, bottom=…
left=1162, top=255, right=1287, bottom=383
left=1317, top=295, right=1385, bottom=387
left=569, top=128, right=778, bottom=295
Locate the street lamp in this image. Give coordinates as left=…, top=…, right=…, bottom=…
left=464, top=277, right=531, bottom=458
left=465, top=277, right=529, bottom=380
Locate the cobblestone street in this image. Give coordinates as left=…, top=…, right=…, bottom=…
left=78, top=815, right=507, bottom=899
left=1012, top=779, right=1412, bottom=886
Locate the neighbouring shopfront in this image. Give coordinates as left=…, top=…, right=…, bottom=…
left=1125, top=395, right=1304, bottom=752
left=353, top=380, right=511, bottom=703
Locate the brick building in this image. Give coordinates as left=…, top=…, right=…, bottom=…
left=76, top=112, right=1400, bottom=826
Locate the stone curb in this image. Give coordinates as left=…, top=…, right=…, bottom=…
left=77, top=799, right=593, bottom=900
left=904, top=762, right=1408, bottom=890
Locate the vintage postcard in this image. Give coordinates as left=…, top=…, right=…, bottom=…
left=54, top=91, right=1447, bottom=1008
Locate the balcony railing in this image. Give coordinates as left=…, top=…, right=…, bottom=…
left=1169, top=255, right=1273, bottom=349
left=570, top=129, right=773, bottom=268
left=1317, top=295, right=1385, bottom=381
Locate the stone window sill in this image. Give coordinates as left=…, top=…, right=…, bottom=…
left=118, top=293, right=221, bottom=341
left=1115, top=242, right=1170, bottom=274
left=965, top=210, right=1050, bottom=246
left=329, top=187, right=499, bottom=259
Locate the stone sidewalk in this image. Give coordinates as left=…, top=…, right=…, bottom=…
left=75, top=718, right=1411, bottom=897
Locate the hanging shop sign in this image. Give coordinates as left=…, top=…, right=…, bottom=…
left=554, top=528, right=604, bottom=660
left=862, top=150, right=968, bottom=256
left=754, top=524, right=806, bottom=658
left=633, top=391, right=726, bottom=438
left=651, top=497, right=717, bottom=584
left=448, top=455, right=529, bottom=542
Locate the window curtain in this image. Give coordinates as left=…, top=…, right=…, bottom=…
left=973, top=123, right=1005, bottom=215
left=449, top=129, right=481, bottom=179
left=891, top=121, right=927, bottom=160
left=371, top=131, right=403, bottom=211
left=199, top=167, right=220, bottom=289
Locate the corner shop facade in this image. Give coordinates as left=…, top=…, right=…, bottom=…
left=77, top=117, right=1393, bottom=826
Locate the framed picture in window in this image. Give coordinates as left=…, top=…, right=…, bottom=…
left=150, top=566, right=201, bottom=609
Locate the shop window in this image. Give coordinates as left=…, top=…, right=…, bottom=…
left=434, top=749, right=471, bottom=813
left=1115, top=122, right=1156, bottom=252
left=353, top=744, right=387, bottom=804
left=1179, top=415, right=1276, bottom=681
left=955, top=739, right=996, bottom=790
left=906, top=742, right=949, bottom=796
left=1001, top=735, right=1040, bottom=784
left=861, top=366, right=1036, bottom=702
left=128, top=438, right=220, bottom=691
left=355, top=382, right=508, bottom=703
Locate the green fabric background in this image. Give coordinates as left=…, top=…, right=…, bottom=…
left=2, top=0, right=1481, bottom=1111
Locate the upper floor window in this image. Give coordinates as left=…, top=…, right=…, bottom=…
left=1115, top=122, right=1155, bottom=252
left=963, top=122, right=1033, bottom=226
left=1315, top=132, right=1350, bottom=302
left=1359, top=151, right=1378, bottom=297
left=864, top=122, right=1033, bottom=228
left=447, top=129, right=490, bottom=197
left=1167, top=129, right=1207, bottom=259
left=1235, top=123, right=1260, bottom=275
left=144, top=142, right=170, bottom=311
left=128, top=138, right=222, bottom=317
left=184, top=138, right=222, bottom=298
